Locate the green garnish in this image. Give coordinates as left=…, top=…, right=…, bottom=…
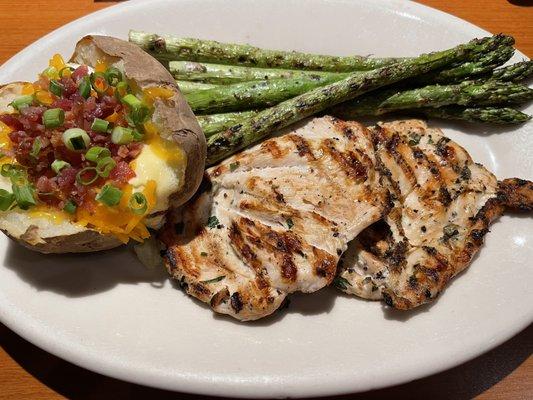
left=49, top=80, right=63, bottom=97
left=51, top=160, right=71, bottom=174
left=85, top=146, right=111, bottom=163
left=1, top=164, right=25, bottom=181
left=78, top=76, right=91, bottom=99
left=63, top=128, right=90, bottom=151
left=286, top=218, right=294, bottom=229
left=114, top=81, right=129, bottom=101
left=90, top=72, right=109, bottom=94
left=122, top=94, right=142, bottom=109
left=200, top=252, right=208, bottom=257
left=42, top=108, right=65, bottom=129
left=96, top=157, right=116, bottom=178
left=207, top=216, right=219, bottom=228
left=59, top=66, right=74, bottom=78
left=75, top=167, right=99, bottom=186
left=229, top=162, right=239, bottom=172
left=10, top=95, right=34, bottom=111
left=130, top=105, right=150, bottom=125
left=132, top=129, right=145, bottom=141
left=104, top=67, right=123, bottom=87
left=12, top=183, right=36, bottom=210
left=332, top=276, right=352, bottom=291
left=42, top=67, right=58, bottom=78
left=111, top=126, right=134, bottom=145
left=96, top=184, right=123, bottom=207
left=30, top=138, right=42, bottom=160
left=408, top=133, right=421, bottom=146
left=200, top=275, right=225, bottom=284
left=90, top=118, right=110, bottom=133
left=63, top=200, right=77, bottom=214
left=0, top=189, right=15, bottom=211
left=128, top=192, right=148, bottom=215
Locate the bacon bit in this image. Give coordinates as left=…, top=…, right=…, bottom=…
left=109, top=161, right=136, bottom=183
left=52, top=98, right=73, bottom=111
left=0, top=114, right=24, bottom=131
left=36, top=175, right=58, bottom=193
left=117, top=145, right=129, bottom=158
left=71, top=65, right=89, bottom=82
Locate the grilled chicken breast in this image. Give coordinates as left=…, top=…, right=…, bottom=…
left=337, top=120, right=533, bottom=309
left=160, top=117, right=387, bottom=320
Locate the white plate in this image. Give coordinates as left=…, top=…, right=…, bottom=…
left=0, top=0, right=531, bottom=398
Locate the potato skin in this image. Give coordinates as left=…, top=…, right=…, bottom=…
left=0, top=36, right=206, bottom=254
left=70, top=35, right=207, bottom=207
left=2, top=228, right=121, bottom=254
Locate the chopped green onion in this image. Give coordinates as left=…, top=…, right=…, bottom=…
left=63, top=200, right=77, bottom=214
left=12, top=183, right=36, bottom=210
left=122, top=94, right=142, bottom=109
left=111, top=126, right=134, bottom=145
left=85, top=146, right=111, bottom=163
left=10, top=95, right=34, bottom=111
left=1, top=164, right=25, bottom=181
left=42, top=67, right=58, bottom=78
left=0, top=189, right=15, bottom=211
left=130, top=105, right=150, bottom=125
left=59, top=66, right=75, bottom=78
left=129, top=192, right=148, bottom=215
left=30, top=138, right=42, bottom=160
left=90, top=72, right=109, bottom=94
left=51, top=159, right=71, bottom=174
left=114, top=81, right=129, bottom=101
left=78, top=76, right=91, bottom=99
left=96, top=157, right=116, bottom=178
left=90, top=118, right=109, bottom=133
left=96, top=184, right=122, bottom=207
left=42, top=108, right=65, bottom=129
left=132, top=129, right=144, bottom=142
left=104, top=67, right=122, bottom=87
left=49, top=80, right=63, bottom=97
left=63, top=128, right=90, bottom=151
left=75, top=167, right=99, bottom=186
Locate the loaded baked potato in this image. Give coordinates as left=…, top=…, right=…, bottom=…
left=0, top=36, right=205, bottom=253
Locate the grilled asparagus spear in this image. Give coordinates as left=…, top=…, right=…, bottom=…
left=332, top=80, right=533, bottom=118
left=169, top=42, right=513, bottom=86
left=185, top=75, right=344, bottom=113
left=421, top=106, right=530, bottom=124
left=197, top=111, right=258, bottom=137
left=129, top=30, right=404, bottom=72
left=176, top=80, right=221, bottom=94
left=206, top=35, right=509, bottom=165
left=169, top=60, right=348, bottom=84
left=197, top=104, right=531, bottom=136
left=490, top=60, right=533, bottom=82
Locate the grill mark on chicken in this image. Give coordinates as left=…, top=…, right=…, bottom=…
left=261, top=140, right=286, bottom=159
left=286, top=134, right=315, bottom=159
left=321, top=139, right=368, bottom=182
left=338, top=119, right=532, bottom=310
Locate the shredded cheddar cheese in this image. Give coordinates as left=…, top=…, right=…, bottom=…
left=95, top=60, right=108, bottom=73
left=21, top=83, right=35, bottom=95
left=75, top=180, right=157, bottom=243
left=49, top=54, right=66, bottom=71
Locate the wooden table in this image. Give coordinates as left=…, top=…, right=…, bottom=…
left=0, top=1, right=531, bottom=399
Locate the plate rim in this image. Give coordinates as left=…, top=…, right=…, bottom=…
left=0, top=0, right=531, bottom=397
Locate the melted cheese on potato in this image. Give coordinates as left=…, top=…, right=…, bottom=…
left=129, top=142, right=186, bottom=214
